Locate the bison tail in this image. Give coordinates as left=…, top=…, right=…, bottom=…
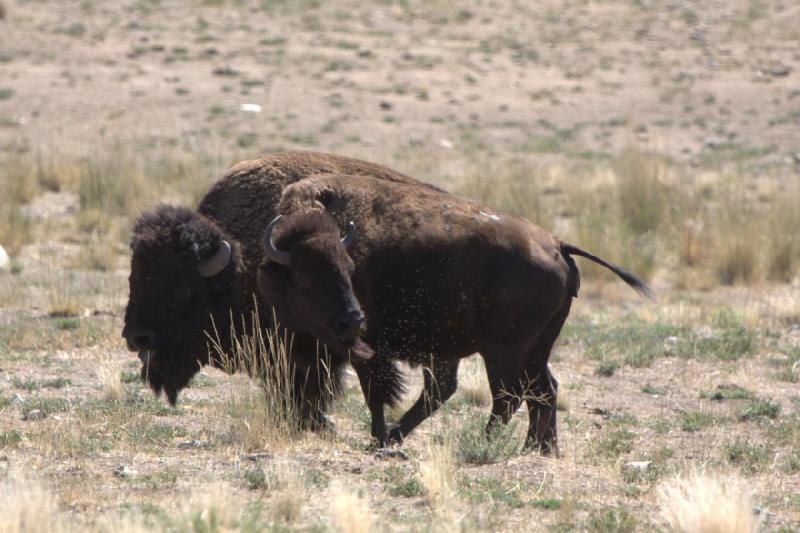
left=561, top=244, right=654, bottom=300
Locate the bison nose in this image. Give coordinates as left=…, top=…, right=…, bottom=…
left=125, top=328, right=156, bottom=351
left=335, top=311, right=364, bottom=342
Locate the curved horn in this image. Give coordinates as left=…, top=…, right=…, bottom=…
left=197, top=240, right=231, bottom=278
left=263, top=215, right=291, bottom=266
left=341, top=221, right=356, bottom=249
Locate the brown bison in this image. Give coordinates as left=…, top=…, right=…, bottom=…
left=257, top=174, right=652, bottom=453
left=122, top=151, right=441, bottom=427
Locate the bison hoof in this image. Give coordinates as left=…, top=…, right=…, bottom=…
left=387, top=424, right=405, bottom=445
left=524, top=437, right=559, bottom=457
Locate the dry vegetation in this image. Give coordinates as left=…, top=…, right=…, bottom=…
left=1, top=0, right=799, bottom=531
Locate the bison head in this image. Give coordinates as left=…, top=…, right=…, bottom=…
left=256, top=212, right=372, bottom=362
left=122, top=205, right=240, bottom=404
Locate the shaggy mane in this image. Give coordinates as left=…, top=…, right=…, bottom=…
left=131, top=204, right=224, bottom=260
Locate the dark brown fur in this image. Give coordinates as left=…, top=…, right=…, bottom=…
left=123, top=151, right=440, bottom=425
left=258, top=174, right=651, bottom=452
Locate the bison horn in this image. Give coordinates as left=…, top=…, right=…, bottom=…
left=341, top=221, right=356, bottom=248
left=263, top=215, right=291, bottom=266
left=197, top=240, right=231, bottom=278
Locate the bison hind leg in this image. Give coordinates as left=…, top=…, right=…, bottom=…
left=522, top=298, right=573, bottom=456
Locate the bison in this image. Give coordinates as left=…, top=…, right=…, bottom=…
left=122, top=151, right=441, bottom=427
left=257, top=174, right=652, bottom=453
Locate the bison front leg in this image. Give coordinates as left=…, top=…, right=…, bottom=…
left=292, top=363, right=339, bottom=432
left=388, top=360, right=459, bottom=445
left=352, top=357, right=405, bottom=447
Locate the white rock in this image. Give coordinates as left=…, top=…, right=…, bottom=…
left=0, top=245, right=10, bottom=272
left=113, top=464, right=137, bottom=478
left=240, top=103, right=262, bottom=113
left=625, top=460, right=652, bottom=471
left=23, top=409, right=45, bottom=421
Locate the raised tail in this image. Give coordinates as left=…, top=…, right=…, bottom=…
left=561, top=243, right=654, bottom=300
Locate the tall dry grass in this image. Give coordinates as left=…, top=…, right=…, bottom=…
left=3, top=143, right=798, bottom=289
left=76, top=146, right=214, bottom=217
left=328, top=483, right=372, bottom=533
left=96, top=355, right=124, bottom=402
left=209, top=309, right=304, bottom=451
left=457, top=147, right=800, bottom=287
left=419, top=435, right=456, bottom=510
left=657, top=470, right=759, bottom=533
left=456, top=156, right=552, bottom=227
left=0, top=144, right=220, bottom=259
left=0, top=153, right=36, bottom=256
left=0, top=478, right=63, bottom=533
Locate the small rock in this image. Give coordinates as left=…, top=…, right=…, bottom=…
left=212, top=66, right=240, bottom=77
left=792, top=152, right=800, bottom=165
left=375, top=448, right=409, bottom=461
left=178, top=439, right=207, bottom=449
left=23, top=409, right=45, bottom=421
left=589, top=407, right=610, bottom=417
left=663, top=335, right=679, bottom=355
left=0, top=245, right=9, bottom=272
left=242, top=452, right=272, bottom=462
left=768, top=61, right=791, bottom=77
left=379, top=100, right=393, bottom=110
left=438, top=139, right=454, bottom=149
left=113, top=464, right=137, bottom=478
left=690, top=27, right=706, bottom=42
left=704, top=137, right=723, bottom=149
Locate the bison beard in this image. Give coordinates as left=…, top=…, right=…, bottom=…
left=139, top=351, right=200, bottom=406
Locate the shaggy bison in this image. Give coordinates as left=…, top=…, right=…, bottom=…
left=122, top=151, right=441, bottom=426
left=257, top=174, right=652, bottom=453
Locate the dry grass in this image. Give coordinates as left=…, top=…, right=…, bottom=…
left=0, top=478, right=62, bottom=533
left=45, top=274, right=85, bottom=318
left=329, top=483, right=372, bottom=533
left=74, top=239, right=119, bottom=271
left=455, top=156, right=552, bottom=227
left=657, top=470, right=758, bottom=533
left=0, top=204, right=33, bottom=257
left=419, top=436, right=456, bottom=510
left=96, top=355, right=124, bottom=402
left=268, top=464, right=305, bottom=523
left=212, top=311, right=304, bottom=451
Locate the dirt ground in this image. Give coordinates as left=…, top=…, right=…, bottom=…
left=0, top=0, right=798, bottom=531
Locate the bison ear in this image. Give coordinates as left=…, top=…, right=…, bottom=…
left=317, top=188, right=335, bottom=209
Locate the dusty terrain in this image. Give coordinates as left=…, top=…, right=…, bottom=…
left=0, top=0, right=798, bottom=531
